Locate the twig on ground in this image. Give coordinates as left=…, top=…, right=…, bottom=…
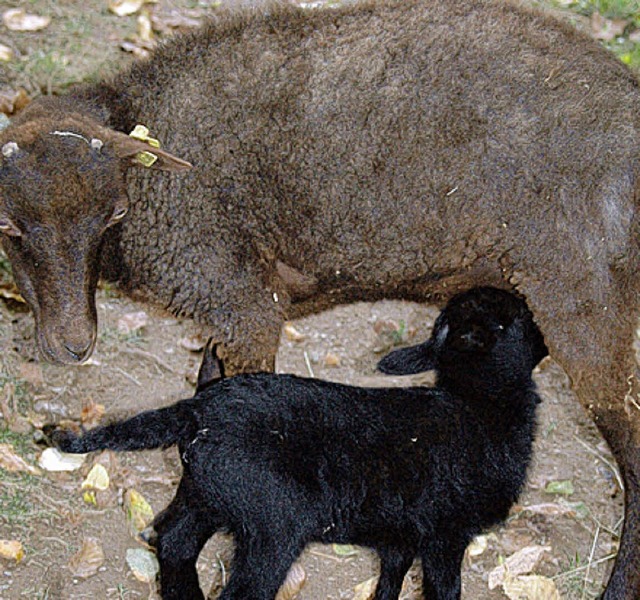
left=303, top=350, right=315, bottom=378
left=572, top=434, right=624, bottom=492
left=120, top=347, right=178, bottom=374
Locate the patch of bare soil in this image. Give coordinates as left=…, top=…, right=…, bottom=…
left=0, top=290, right=624, bottom=599
left=0, top=0, right=626, bottom=598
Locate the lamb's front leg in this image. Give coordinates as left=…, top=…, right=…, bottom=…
left=374, top=546, right=415, bottom=600
left=419, top=539, right=466, bottom=600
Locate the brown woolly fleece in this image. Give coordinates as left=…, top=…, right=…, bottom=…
left=1, top=1, right=640, bottom=597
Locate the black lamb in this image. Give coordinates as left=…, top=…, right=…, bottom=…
left=52, top=287, right=547, bottom=600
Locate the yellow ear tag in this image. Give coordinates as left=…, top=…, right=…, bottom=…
left=129, top=124, right=161, bottom=167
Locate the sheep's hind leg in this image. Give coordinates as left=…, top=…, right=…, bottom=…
left=374, top=547, right=415, bottom=600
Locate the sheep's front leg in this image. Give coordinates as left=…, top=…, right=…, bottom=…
left=516, top=274, right=640, bottom=600
left=156, top=249, right=289, bottom=375
left=374, top=547, right=415, bottom=600
left=575, top=367, right=640, bottom=600
left=198, top=280, right=287, bottom=376
left=214, top=307, right=283, bottom=375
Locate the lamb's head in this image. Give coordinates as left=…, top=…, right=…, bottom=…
left=377, top=287, right=548, bottom=393
left=0, top=101, right=191, bottom=364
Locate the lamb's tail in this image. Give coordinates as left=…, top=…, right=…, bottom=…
left=51, top=401, right=196, bottom=454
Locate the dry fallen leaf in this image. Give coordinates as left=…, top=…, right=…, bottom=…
left=126, top=547, right=159, bottom=582
left=150, top=9, right=203, bottom=34
left=68, top=538, right=105, bottom=578
left=373, top=318, right=408, bottom=352
left=108, top=0, right=146, bottom=17
left=284, top=323, right=306, bottom=342
left=275, top=563, right=307, bottom=600
left=466, top=534, right=489, bottom=557
left=80, top=401, right=105, bottom=427
left=38, top=447, right=86, bottom=472
left=0, top=286, right=25, bottom=303
left=121, top=38, right=155, bottom=58
left=179, top=333, right=207, bottom=352
left=503, top=574, right=561, bottom=600
left=324, top=352, right=341, bottom=367
left=590, top=11, right=628, bottom=41
left=82, top=464, right=110, bottom=491
left=2, top=9, right=51, bottom=32
left=488, top=545, right=551, bottom=590
left=0, top=539, right=24, bottom=562
left=117, top=310, right=148, bottom=335
left=137, top=13, right=154, bottom=43
left=0, top=44, right=13, bottom=62
left=124, top=489, right=155, bottom=537
left=352, top=577, right=377, bottom=600
left=0, top=443, right=40, bottom=476
left=544, top=480, right=574, bottom=496
left=333, top=544, right=358, bottom=557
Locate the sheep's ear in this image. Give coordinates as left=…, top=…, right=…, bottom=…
left=196, top=339, right=226, bottom=393
left=101, top=129, right=193, bottom=173
left=377, top=340, right=438, bottom=375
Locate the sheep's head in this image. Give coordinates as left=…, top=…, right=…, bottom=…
left=377, top=287, right=548, bottom=392
left=0, top=106, right=191, bottom=365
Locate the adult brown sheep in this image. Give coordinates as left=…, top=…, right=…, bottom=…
left=0, top=1, right=639, bottom=597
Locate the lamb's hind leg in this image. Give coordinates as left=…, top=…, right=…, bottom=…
left=218, top=533, right=303, bottom=600
left=152, top=488, right=218, bottom=600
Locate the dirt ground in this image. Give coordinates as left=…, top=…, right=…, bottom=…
left=0, top=0, right=630, bottom=598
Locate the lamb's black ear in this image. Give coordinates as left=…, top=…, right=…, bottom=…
left=196, top=339, right=225, bottom=392
left=377, top=340, right=438, bottom=375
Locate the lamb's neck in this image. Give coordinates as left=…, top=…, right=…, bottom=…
left=441, top=377, right=538, bottom=416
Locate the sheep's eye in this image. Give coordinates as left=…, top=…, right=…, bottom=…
left=0, top=217, right=22, bottom=237
left=109, top=206, right=128, bottom=224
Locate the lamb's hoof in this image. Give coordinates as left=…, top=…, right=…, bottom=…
left=139, top=525, right=158, bottom=549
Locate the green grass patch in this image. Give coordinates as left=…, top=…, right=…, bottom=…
left=99, top=326, right=147, bottom=347
left=0, top=374, right=31, bottom=415
left=0, top=426, right=36, bottom=458
left=545, top=0, right=640, bottom=70
left=0, top=472, right=40, bottom=527
left=555, top=0, right=640, bottom=19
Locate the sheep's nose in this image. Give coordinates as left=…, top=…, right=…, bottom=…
left=63, top=341, right=93, bottom=363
